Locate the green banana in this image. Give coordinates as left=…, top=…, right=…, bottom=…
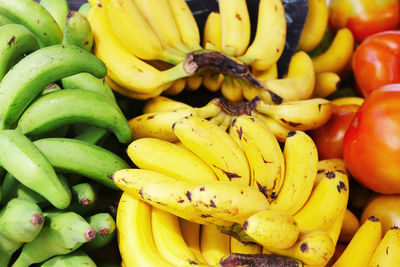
left=0, top=13, right=12, bottom=26
left=0, top=44, right=107, bottom=130
left=40, top=0, right=70, bottom=33
left=68, top=183, right=97, bottom=215
left=43, top=83, right=62, bottom=94
left=0, top=24, right=40, bottom=82
left=78, top=2, right=92, bottom=17
left=81, top=213, right=116, bottom=252
left=0, top=198, right=44, bottom=243
left=63, top=11, right=93, bottom=51
left=17, top=89, right=131, bottom=143
left=12, top=211, right=96, bottom=267
left=0, top=232, right=21, bottom=267
left=33, top=138, right=130, bottom=189
left=74, top=126, right=109, bottom=145
left=40, top=250, right=96, bottom=267
left=0, top=0, right=62, bottom=47
left=0, top=130, right=71, bottom=209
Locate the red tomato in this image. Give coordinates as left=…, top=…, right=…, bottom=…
left=343, top=84, right=400, bottom=194
left=309, top=104, right=359, bottom=160
left=329, top=0, right=400, bottom=43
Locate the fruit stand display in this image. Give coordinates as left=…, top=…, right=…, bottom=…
left=0, top=0, right=400, bottom=266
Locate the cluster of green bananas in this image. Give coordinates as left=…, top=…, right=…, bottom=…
left=0, top=0, right=134, bottom=265
left=112, top=92, right=350, bottom=266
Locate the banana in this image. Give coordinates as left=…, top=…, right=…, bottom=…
left=186, top=75, right=203, bottom=91
left=78, top=3, right=91, bottom=16
left=0, top=13, right=12, bottom=26
left=81, top=213, right=116, bottom=252
left=164, top=78, right=186, bottom=95
left=368, top=226, right=400, bottom=267
left=12, top=211, right=96, bottom=266
left=221, top=76, right=243, bottom=103
left=179, top=218, right=206, bottom=263
left=259, top=51, right=316, bottom=104
left=253, top=64, right=278, bottom=81
left=229, top=115, right=285, bottom=201
left=0, top=130, right=71, bottom=209
left=116, top=192, right=175, bottom=267
left=0, top=233, right=23, bottom=267
left=143, top=96, right=191, bottom=113
left=267, top=230, right=335, bottom=266
left=331, top=96, right=364, bottom=106
left=88, top=6, right=190, bottom=95
left=316, top=158, right=347, bottom=183
left=33, top=138, right=130, bottom=189
left=151, top=207, right=199, bottom=266
left=294, top=170, right=349, bottom=232
left=0, top=24, right=40, bottom=82
left=238, top=0, right=286, bottom=71
left=297, top=0, right=328, bottom=52
left=41, top=251, right=96, bottom=267
left=243, top=210, right=299, bottom=250
left=269, top=131, right=318, bottom=215
left=312, top=28, right=354, bottom=75
left=127, top=138, right=218, bottom=183
left=0, top=0, right=62, bottom=47
left=332, top=216, right=382, bottom=267
left=230, top=237, right=261, bottom=254
left=62, top=11, right=93, bottom=51
left=17, top=89, right=132, bottom=143
left=325, top=208, right=346, bottom=246
left=0, top=44, right=106, bottom=130
left=167, top=0, right=201, bottom=51
left=191, top=181, right=270, bottom=224
left=339, top=209, right=360, bottom=243
left=40, top=0, right=70, bottom=33
left=219, top=0, right=250, bottom=56
left=203, top=73, right=224, bottom=92
left=173, top=116, right=250, bottom=185
left=101, top=0, right=183, bottom=63
left=133, top=0, right=190, bottom=53
left=313, top=72, right=340, bottom=98
left=251, top=112, right=292, bottom=142
left=203, top=12, right=221, bottom=51
left=68, top=183, right=97, bottom=215
left=255, top=98, right=333, bottom=131
left=200, top=224, right=231, bottom=265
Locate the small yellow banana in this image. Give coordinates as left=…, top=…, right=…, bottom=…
left=186, top=75, right=203, bottom=91
left=179, top=218, right=206, bottom=263
left=200, top=224, right=230, bottom=265
left=221, top=76, right=243, bottom=103
left=251, top=112, right=292, bottom=142
left=202, top=12, right=221, bottom=51
left=105, top=76, right=166, bottom=100
left=313, top=72, right=341, bottom=98
left=163, top=78, right=186, bottom=95
left=253, top=64, right=278, bottom=82
left=339, top=209, right=360, bottom=243
left=142, top=96, right=191, bottom=113
left=325, top=208, right=346, bottom=246
left=368, top=226, right=400, bottom=267
left=203, top=73, right=224, bottom=92
left=230, top=237, right=261, bottom=254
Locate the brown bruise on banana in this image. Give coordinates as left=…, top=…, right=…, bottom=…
left=213, top=164, right=241, bottom=180
left=300, top=242, right=309, bottom=253
left=7, top=36, right=15, bottom=46
left=287, top=131, right=297, bottom=137
left=325, top=171, right=336, bottom=179
left=280, top=118, right=302, bottom=128
left=257, top=182, right=268, bottom=199
left=337, top=180, right=347, bottom=193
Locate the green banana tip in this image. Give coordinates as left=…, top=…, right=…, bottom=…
left=31, top=213, right=44, bottom=227
left=98, top=226, right=110, bottom=237
left=107, top=174, right=114, bottom=181
left=80, top=198, right=91, bottom=207
left=85, top=228, right=97, bottom=241
left=66, top=11, right=75, bottom=21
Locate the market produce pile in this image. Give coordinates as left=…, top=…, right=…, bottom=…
left=1, top=0, right=400, bottom=266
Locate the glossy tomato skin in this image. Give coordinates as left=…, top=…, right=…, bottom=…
left=343, top=84, right=400, bottom=194
left=329, top=0, right=400, bottom=43
left=309, top=104, right=359, bottom=159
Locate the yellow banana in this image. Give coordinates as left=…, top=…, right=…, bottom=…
left=167, top=0, right=201, bottom=51
left=203, top=73, right=224, bottom=92
left=179, top=218, right=206, bottom=263
left=313, top=72, right=340, bottom=98
left=331, top=96, right=364, bottom=106
left=218, top=113, right=233, bottom=133
left=312, top=28, right=355, bottom=75
left=256, top=98, right=333, bottom=131
left=368, top=226, right=400, bottom=267
left=186, top=75, right=203, bottom=91
left=298, top=0, right=329, bottom=52
left=219, top=0, right=250, bottom=56
left=221, top=76, right=243, bottom=103
left=253, top=64, right=278, bottom=82
left=116, top=192, right=174, bottom=267
left=239, top=0, right=286, bottom=71
left=315, top=158, right=348, bottom=184
left=143, top=96, right=191, bottom=113
left=202, top=12, right=221, bottom=51
left=101, top=0, right=183, bottom=64
left=259, top=51, right=316, bottom=103
left=332, top=216, right=382, bottom=267
left=242, top=84, right=261, bottom=101
left=151, top=207, right=199, bottom=266
left=251, top=112, right=292, bottom=142
left=293, top=170, right=349, bottom=232
left=325, top=208, right=346, bottom=246
left=164, top=78, right=186, bottom=95
left=339, top=209, right=360, bottom=243
left=209, top=110, right=227, bottom=127
left=229, top=115, right=285, bottom=201
left=269, top=131, right=318, bottom=214
left=190, top=181, right=270, bottom=224
left=126, top=138, right=217, bottom=183
left=173, top=116, right=251, bottom=185
left=243, top=210, right=299, bottom=250
left=230, top=237, right=261, bottom=254
left=200, top=224, right=230, bottom=265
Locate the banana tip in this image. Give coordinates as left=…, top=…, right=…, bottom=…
left=31, top=213, right=44, bottom=227
left=85, top=228, right=97, bottom=241
left=98, top=226, right=111, bottom=237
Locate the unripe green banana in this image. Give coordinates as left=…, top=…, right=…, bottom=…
left=78, top=3, right=92, bottom=17
left=12, top=211, right=96, bottom=267
left=74, top=126, right=109, bottom=144
left=0, top=0, right=62, bottom=47
left=43, top=83, right=62, bottom=94
left=63, top=11, right=93, bottom=51
left=0, top=44, right=107, bottom=130
left=33, top=138, right=130, bottom=189
left=0, top=13, right=12, bottom=26
left=40, top=0, right=70, bottom=33
left=81, top=213, right=116, bottom=252
left=0, top=130, right=71, bottom=209
left=0, top=198, right=44, bottom=243
left=17, top=89, right=131, bottom=143
left=68, top=183, right=97, bottom=215
left=0, top=232, right=21, bottom=267
left=40, top=250, right=96, bottom=267
left=0, top=24, right=40, bottom=82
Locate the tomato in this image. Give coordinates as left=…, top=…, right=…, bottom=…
left=328, top=0, right=400, bottom=43
left=309, top=99, right=361, bottom=160
left=361, top=194, right=400, bottom=234
left=343, top=84, right=400, bottom=194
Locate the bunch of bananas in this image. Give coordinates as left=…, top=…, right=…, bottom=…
left=113, top=96, right=350, bottom=266
left=0, top=0, right=133, bottom=265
